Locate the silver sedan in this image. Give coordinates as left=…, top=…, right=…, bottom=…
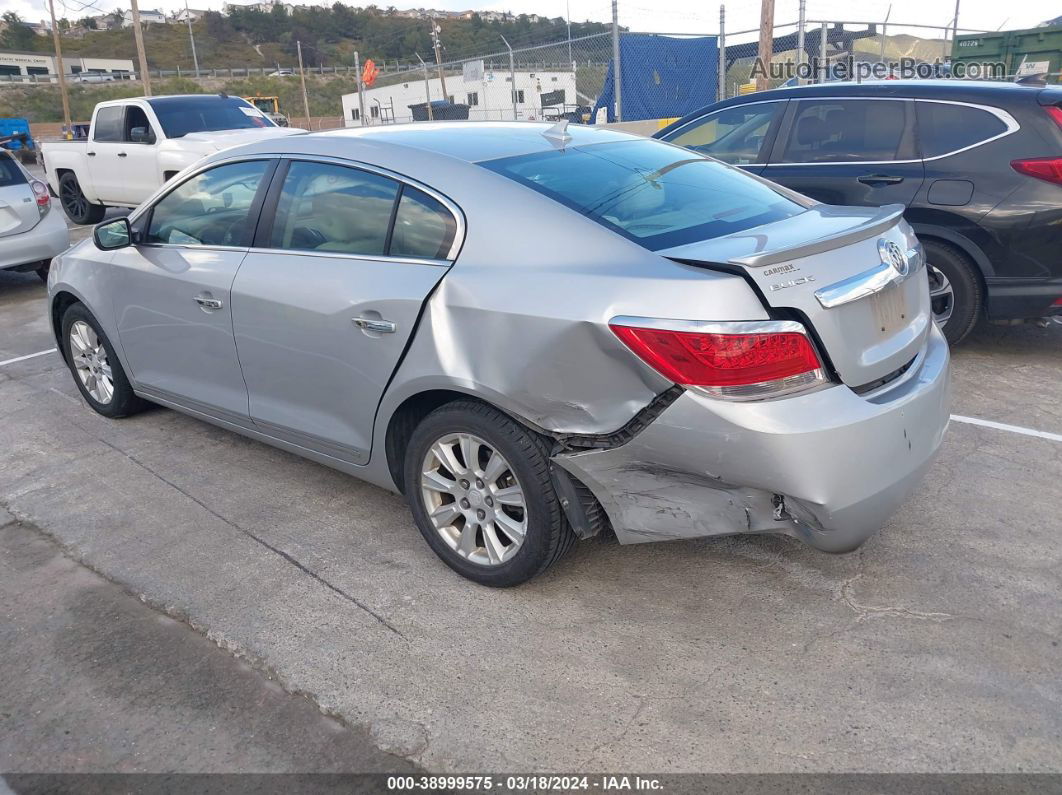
left=47, top=122, right=951, bottom=586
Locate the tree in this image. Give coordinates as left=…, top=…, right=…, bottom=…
left=0, top=12, right=41, bottom=50
left=78, top=16, right=98, bottom=30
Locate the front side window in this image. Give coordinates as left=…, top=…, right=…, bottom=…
left=663, top=101, right=782, bottom=165
left=93, top=106, right=124, bottom=142
left=390, top=187, right=457, bottom=260
left=146, top=96, right=275, bottom=139
left=781, top=99, right=909, bottom=163
left=483, top=139, right=805, bottom=250
left=916, top=101, right=1008, bottom=158
left=146, top=159, right=270, bottom=247
left=124, top=105, right=156, bottom=143
left=269, top=161, right=399, bottom=256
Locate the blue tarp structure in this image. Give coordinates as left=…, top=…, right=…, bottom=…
left=591, top=34, right=718, bottom=123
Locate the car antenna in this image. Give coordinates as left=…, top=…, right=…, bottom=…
left=218, top=91, right=229, bottom=98
left=542, top=119, right=572, bottom=148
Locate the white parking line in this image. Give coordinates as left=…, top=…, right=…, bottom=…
left=951, top=414, right=1062, bottom=444
left=0, top=348, right=57, bottom=368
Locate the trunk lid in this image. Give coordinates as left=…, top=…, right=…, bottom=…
left=660, top=204, right=932, bottom=389
left=0, top=156, right=40, bottom=239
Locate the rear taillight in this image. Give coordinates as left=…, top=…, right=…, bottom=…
left=609, top=318, right=828, bottom=401
left=30, top=180, right=50, bottom=216
left=1046, top=106, right=1062, bottom=130
left=1011, top=157, right=1062, bottom=186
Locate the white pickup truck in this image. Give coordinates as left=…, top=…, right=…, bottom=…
left=43, top=94, right=302, bottom=224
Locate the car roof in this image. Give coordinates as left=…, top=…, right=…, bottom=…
left=659, top=80, right=1062, bottom=136
left=310, top=121, right=641, bottom=163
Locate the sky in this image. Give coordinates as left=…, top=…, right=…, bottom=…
left=4, top=0, right=1057, bottom=41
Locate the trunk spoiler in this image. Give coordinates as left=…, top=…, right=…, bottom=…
left=728, top=204, right=905, bottom=268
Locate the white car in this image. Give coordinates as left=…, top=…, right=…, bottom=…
left=0, top=149, right=69, bottom=281
left=41, top=94, right=303, bottom=224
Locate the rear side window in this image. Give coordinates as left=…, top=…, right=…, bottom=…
left=916, top=101, right=1007, bottom=158
left=93, top=106, right=124, bottom=142
left=782, top=100, right=909, bottom=163
left=663, top=101, right=783, bottom=165
left=269, top=161, right=399, bottom=256
left=482, top=139, right=805, bottom=250
left=0, top=153, right=27, bottom=187
left=390, top=187, right=457, bottom=260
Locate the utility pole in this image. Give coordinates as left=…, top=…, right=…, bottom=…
left=430, top=18, right=448, bottom=101
left=130, top=0, right=152, bottom=96
left=415, top=53, right=434, bottom=120
left=565, top=0, right=573, bottom=67
left=185, top=0, right=200, bottom=76
left=951, top=0, right=960, bottom=52
left=796, top=0, right=806, bottom=83
left=297, top=40, right=311, bottom=128
left=611, top=0, right=621, bottom=121
left=717, top=5, right=725, bottom=101
left=46, top=0, right=72, bottom=137
left=500, top=35, right=517, bottom=121
left=880, top=4, right=891, bottom=65
left=354, top=50, right=367, bottom=126
left=755, top=0, right=774, bottom=91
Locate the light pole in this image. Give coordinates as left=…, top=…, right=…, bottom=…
left=185, top=0, right=200, bottom=77
left=415, top=53, right=434, bottom=121
left=611, top=0, right=621, bottom=121
left=297, top=40, right=311, bottom=128
left=500, top=35, right=517, bottom=120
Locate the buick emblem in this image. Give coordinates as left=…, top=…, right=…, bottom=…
left=879, top=239, right=909, bottom=277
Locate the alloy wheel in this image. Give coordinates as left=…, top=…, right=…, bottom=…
left=927, top=264, right=954, bottom=328
left=419, top=432, right=527, bottom=567
left=60, top=179, right=87, bottom=220
left=69, top=320, right=114, bottom=404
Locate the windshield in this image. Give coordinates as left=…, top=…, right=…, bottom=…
left=481, top=139, right=805, bottom=250
left=0, top=152, right=27, bottom=187
left=147, top=96, right=276, bottom=138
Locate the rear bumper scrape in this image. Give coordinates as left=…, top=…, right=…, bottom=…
left=552, top=324, right=951, bottom=550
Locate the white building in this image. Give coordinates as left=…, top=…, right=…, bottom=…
left=173, top=7, right=209, bottom=22
left=342, top=68, right=578, bottom=127
left=0, top=50, right=135, bottom=81
left=122, top=8, right=169, bottom=25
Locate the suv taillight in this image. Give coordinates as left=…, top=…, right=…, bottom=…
left=609, top=318, right=828, bottom=401
left=30, top=180, right=50, bottom=216
left=1011, top=157, right=1062, bottom=186
left=1046, top=106, right=1062, bottom=130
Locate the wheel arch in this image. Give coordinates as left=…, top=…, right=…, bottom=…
left=50, top=290, right=82, bottom=362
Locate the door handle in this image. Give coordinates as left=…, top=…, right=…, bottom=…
left=87, top=151, right=96, bottom=157
left=194, top=295, right=223, bottom=310
left=857, top=174, right=904, bottom=185
left=117, top=152, right=128, bottom=158
left=352, top=317, right=396, bottom=334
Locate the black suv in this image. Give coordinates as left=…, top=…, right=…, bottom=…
left=656, top=81, right=1062, bottom=343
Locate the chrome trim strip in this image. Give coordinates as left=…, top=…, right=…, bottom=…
left=728, top=204, right=904, bottom=268
left=608, top=316, right=807, bottom=336
left=243, top=246, right=449, bottom=267
left=814, top=261, right=902, bottom=309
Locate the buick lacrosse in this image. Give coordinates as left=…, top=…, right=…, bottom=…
left=48, top=122, right=950, bottom=586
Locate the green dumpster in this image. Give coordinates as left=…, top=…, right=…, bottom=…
left=953, top=24, right=1062, bottom=84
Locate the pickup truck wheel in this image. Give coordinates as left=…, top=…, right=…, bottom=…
left=58, top=172, right=105, bottom=225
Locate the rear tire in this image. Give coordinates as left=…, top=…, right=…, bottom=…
left=404, top=400, right=576, bottom=587
left=922, top=239, right=982, bottom=345
left=61, top=303, right=146, bottom=418
left=58, top=172, right=106, bottom=225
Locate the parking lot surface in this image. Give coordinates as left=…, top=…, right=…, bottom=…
left=1, top=209, right=1060, bottom=772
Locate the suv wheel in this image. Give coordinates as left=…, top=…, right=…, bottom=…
left=923, top=239, right=982, bottom=345
left=58, top=172, right=106, bottom=225
left=404, top=400, right=576, bottom=587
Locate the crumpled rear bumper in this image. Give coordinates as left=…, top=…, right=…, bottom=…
left=553, top=323, right=951, bottom=552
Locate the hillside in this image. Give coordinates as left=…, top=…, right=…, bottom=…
left=2, top=7, right=610, bottom=71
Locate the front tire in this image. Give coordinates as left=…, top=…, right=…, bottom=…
left=923, top=239, right=982, bottom=345
left=404, top=400, right=576, bottom=587
left=61, top=303, right=146, bottom=418
left=58, top=172, right=106, bottom=225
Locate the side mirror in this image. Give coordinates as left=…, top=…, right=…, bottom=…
left=130, top=126, right=154, bottom=144
left=93, top=217, right=132, bottom=250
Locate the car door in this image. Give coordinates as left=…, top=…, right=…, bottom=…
left=109, top=157, right=277, bottom=422
left=85, top=105, right=126, bottom=204
left=231, top=158, right=460, bottom=464
left=658, top=100, right=787, bottom=175
left=762, top=97, right=925, bottom=206
left=111, top=103, right=161, bottom=206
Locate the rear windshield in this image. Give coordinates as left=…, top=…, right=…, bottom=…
left=481, top=139, right=805, bottom=250
left=0, top=152, right=27, bottom=187
left=147, top=96, right=276, bottom=139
